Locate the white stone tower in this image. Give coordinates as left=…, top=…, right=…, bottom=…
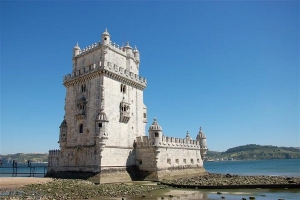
left=48, top=29, right=207, bottom=183
left=48, top=29, right=148, bottom=183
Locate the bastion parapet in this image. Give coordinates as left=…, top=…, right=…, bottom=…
left=136, top=135, right=200, bottom=149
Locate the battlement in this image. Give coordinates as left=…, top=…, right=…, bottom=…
left=63, top=61, right=146, bottom=87
left=49, top=149, right=60, bottom=156
left=136, top=135, right=200, bottom=149
left=75, top=40, right=136, bottom=59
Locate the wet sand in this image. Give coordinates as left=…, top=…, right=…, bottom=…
left=0, top=177, right=52, bottom=189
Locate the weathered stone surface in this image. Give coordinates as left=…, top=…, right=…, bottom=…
left=48, top=29, right=207, bottom=182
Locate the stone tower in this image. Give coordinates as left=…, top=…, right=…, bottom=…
left=48, top=29, right=207, bottom=183
left=48, top=29, right=147, bottom=183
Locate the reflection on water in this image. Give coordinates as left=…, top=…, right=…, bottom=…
left=99, top=188, right=300, bottom=200
left=2, top=187, right=300, bottom=200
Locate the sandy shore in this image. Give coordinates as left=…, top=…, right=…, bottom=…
left=0, top=177, right=52, bottom=189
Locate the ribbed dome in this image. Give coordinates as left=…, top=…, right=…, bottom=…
left=124, top=41, right=132, bottom=49
left=149, top=117, right=162, bottom=131
left=96, top=109, right=109, bottom=122
left=185, top=131, right=191, bottom=140
left=196, top=127, right=206, bottom=140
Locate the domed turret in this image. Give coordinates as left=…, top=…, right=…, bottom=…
left=102, top=28, right=111, bottom=45
left=59, top=117, right=67, bottom=147
left=185, top=131, right=191, bottom=141
left=148, top=118, right=163, bottom=146
left=96, top=108, right=109, bottom=138
left=73, top=42, right=81, bottom=57
left=196, top=127, right=208, bottom=158
left=96, top=108, right=109, bottom=122
left=133, top=45, right=140, bottom=62
left=149, top=117, right=162, bottom=131
left=123, top=41, right=133, bottom=56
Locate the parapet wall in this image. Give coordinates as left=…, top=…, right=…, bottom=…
left=48, top=149, right=60, bottom=170
left=136, top=136, right=200, bottom=149
left=49, top=149, right=61, bottom=156
left=63, top=61, right=146, bottom=87
left=75, top=39, right=135, bottom=59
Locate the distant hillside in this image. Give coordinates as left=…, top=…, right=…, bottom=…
left=0, top=153, right=48, bottom=164
left=1, top=145, right=299, bottom=163
left=206, top=144, right=300, bottom=160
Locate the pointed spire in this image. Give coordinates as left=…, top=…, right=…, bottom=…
left=134, top=45, right=139, bottom=53
left=74, top=42, right=80, bottom=50
left=102, top=28, right=110, bottom=36
left=186, top=131, right=190, bottom=137
left=153, top=117, right=157, bottom=124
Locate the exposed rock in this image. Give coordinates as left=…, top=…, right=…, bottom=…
left=161, top=173, right=300, bottom=187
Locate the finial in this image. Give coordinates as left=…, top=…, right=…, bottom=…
left=134, top=45, right=138, bottom=50
left=126, top=41, right=130, bottom=46
left=153, top=117, right=156, bottom=122
left=105, top=28, right=108, bottom=32
left=186, top=131, right=190, bottom=136
left=200, top=126, right=202, bottom=131
left=76, top=42, right=79, bottom=46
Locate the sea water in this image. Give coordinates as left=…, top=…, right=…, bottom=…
left=0, top=162, right=47, bottom=177
left=204, top=159, right=300, bottom=177
left=125, top=159, right=300, bottom=200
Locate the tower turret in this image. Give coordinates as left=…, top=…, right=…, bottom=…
left=101, top=28, right=111, bottom=45
left=59, top=117, right=67, bottom=148
left=148, top=118, right=162, bottom=146
left=196, top=127, right=208, bottom=159
left=73, top=42, right=81, bottom=57
left=133, top=45, right=140, bottom=68
left=123, top=41, right=133, bottom=56
left=185, top=131, right=191, bottom=141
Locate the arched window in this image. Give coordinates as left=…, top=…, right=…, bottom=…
left=79, top=124, right=83, bottom=133
left=154, top=132, right=159, bottom=137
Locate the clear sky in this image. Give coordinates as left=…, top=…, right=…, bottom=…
left=0, top=0, right=299, bottom=154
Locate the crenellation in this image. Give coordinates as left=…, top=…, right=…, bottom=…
left=64, top=60, right=146, bottom=88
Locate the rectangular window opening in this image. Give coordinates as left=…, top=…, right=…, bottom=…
left=167, top=159, right=171, bottom=165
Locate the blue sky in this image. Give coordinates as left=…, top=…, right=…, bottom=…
left=0, top=0, right=299, bottom=154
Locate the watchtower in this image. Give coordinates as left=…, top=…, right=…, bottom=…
left=49, top=29, right=148, bottom=183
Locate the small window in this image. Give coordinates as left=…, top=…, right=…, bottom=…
left=197, top=159, right=200, bottom=163
left=79, top=124, right=83, bottom=133
left=183, top=159, right=186, bottom=164
left=191, top=159, right=194, bottom=164
left=143, top=113, right=147, bottom=118
left=167, top=159, right=171, bottom=165
left=81, top=84, right=86, bottom=92
left=104, top=37, right=107, bottom=40
left=154, top=132, right=159, bottom=137
left=120, top=84, right=126, bottom=93
left=139, top=160, right=142, bottom=165
left=175, top=159, right=179, bottom=164
left=98, top=123, right=102, bottom=128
